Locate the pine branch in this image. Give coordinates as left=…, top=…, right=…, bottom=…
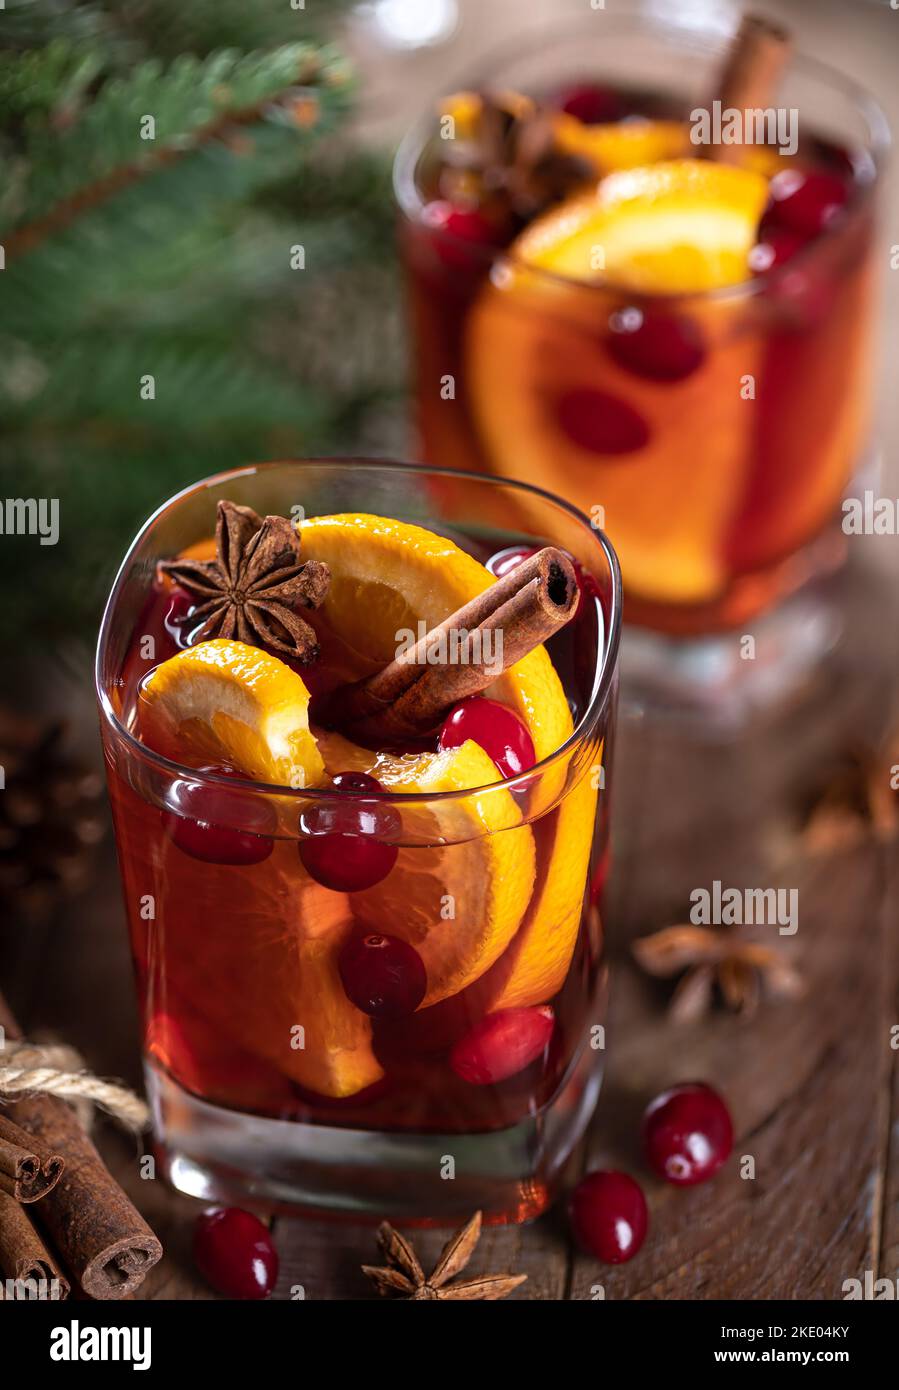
left=2, top=41, right=352, bottom=248
left=99, top=0, right=354, bottom=57
left=1, top=335, right=331, bottom=438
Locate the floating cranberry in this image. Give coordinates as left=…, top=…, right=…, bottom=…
left=449, top=1005, right=554, bottom=1085
left=643, top=1082, right=733, bottom=1186
left=767, top=169, right=849, bottom=238
left=339, top=932, right=427, bottom=1018
left=608, top=308, right=705, bottom=381
left=298, top=771, right=399, bottom=892
left=557, top=388, right=650, bottom=455
left=193, top=1207, right=278, bottom=1300
left=420, top=199, right=504, bottom=270
left=439, top=696, right=536, bottom=780
left=163, top=586, right=195, bottom=649
left=556, top=83, right=622, bottom=125
left=569, top=1170, right=648, bottom=1264
left=167, top=779, right=276, bottom=866
left=486, top=543, right=539, bottom=580
left=748, top=224, right=805, bottom=274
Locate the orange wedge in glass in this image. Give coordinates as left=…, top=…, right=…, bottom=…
left=466, top=160, right=770, bottom=605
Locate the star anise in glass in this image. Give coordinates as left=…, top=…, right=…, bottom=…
left=159, top=500, right=330, bottom=664
left=632, top=924, right=804, bottom=1024
left=444, top=91, right=593, bottom=220
left=362, top=1210, right=526, bottom=1301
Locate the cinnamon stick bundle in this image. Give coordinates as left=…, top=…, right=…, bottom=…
left=328, top=545, right=578, bottom=742
left=0, top=1190, right=69, bottom=1299
left=0, top=1112, right=64, bottom=1202
left=0, top=992, right=162, bottom=1300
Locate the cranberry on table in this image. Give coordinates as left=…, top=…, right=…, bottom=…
left=449, top=1005, right=554, bottom=1085
left=767, top=169, right=849, bottom=238
left=555, top=83, right=622, bottom=125
left=339, top=932, right=427, bottom=1018
left=557, top=388, right=650, bottom=455
left=439, top=696, right=536, bottom=780
left=193, top=1207, right=278, bottom=1300
left=299, top=771, right=399, bottom=892
left=643, top=1082, right=734, bottom=1186
left=569, top=1170, right=648, bottom=1264
left=167, top=778, right=276, bottom=866
left=607, top=307, right=706, bottom=382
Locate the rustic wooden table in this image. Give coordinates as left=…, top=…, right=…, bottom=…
left=4, top=561, right=898, bottom=1301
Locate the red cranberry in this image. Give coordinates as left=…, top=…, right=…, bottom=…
left=643, top=1082, right=733, bottom=1186
left=749, top=222, right=805, bottom=274
left=338, top=932, right=427, bottom=1018
left=557, top=388, right=650, bottom=455
left=608, top=308, right=705, bottom=381
left=439, top=696, right=536, bottom=780
left=420, top=199, right=504, bottom=270
left=298, top=772, right=399, bottom=892
left=193, top=1207, right=278, bottom=1299
left=486, top=543, right=539, bottom=580
left=449, top=1005, right=554, bottom=1085
left=767, top=169, right=849, bottom=238
left=556, top=83, right=622, bottom=125
left=167, top=779, right=276, bottom=866
left=569, top=1170, right=648, bottom=1264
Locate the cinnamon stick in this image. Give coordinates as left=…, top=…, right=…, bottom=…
left=328, top=545, right=578, bottom=741
left=0, top=1190, right=70, bottom=1299
left=706, top=14, right=792, bottom=165
left=0, top=991, right=162, bottom=1300
left=0, top=1112, right=64, bottom=1203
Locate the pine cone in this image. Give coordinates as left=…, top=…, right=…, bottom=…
left=0, top=707, right=106, bottom=921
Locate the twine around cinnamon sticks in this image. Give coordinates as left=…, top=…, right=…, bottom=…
left=0, top=990, right=162, bottom=1300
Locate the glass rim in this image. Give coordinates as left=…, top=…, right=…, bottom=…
left=95, top=458, right=622, bottom=805
left=392, top=11, right=890, bottom=305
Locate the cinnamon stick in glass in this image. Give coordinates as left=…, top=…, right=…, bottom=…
left=707, top=14, right=792, bottom=165
left=0, top=990, right=162, bottom=1300
left=328, top=545, right=578, bottom=742
left=0, top=1112, right=64, bottom=1202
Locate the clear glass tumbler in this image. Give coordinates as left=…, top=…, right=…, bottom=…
left=96, top=460, right=620, bottom=1223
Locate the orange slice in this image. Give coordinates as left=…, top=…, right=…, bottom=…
left=138, top=638, right=324, bottom=788
left=157, top=863, right=384, bottom=1097
left=553, top=114, right=689, bottom=174
left=299, top=513, right=574, bottom=767
left=466, top=160, right=769, bottom=604
left=513, top=159, right=768, bottom=293
left=316, top=729, right=537, bottom=1007
left=482, top=767, right=598, bottom=1010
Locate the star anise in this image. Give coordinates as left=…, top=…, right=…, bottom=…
left=444, top=92, right=592, bottom=220
left=799, top=734, right=899, bottom=853
left=362, top=1210, right=527, bottom=1301
left=159, top=500, right=330, bottom=663
left=632, top=924, right=804, bottom=1024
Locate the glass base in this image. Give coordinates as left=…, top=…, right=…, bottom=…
left=620, top=569, right=843, bottom=736
left=148, top=1039, right=604, bottom=1226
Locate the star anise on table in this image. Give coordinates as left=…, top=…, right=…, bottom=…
left=159, top=499, right=330, bottom=663
left=632, top=924, right=805, bottom=1024
left=362, top=1210, right=527, bottom=1301
left=799, top=735, right=899, bottom=853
